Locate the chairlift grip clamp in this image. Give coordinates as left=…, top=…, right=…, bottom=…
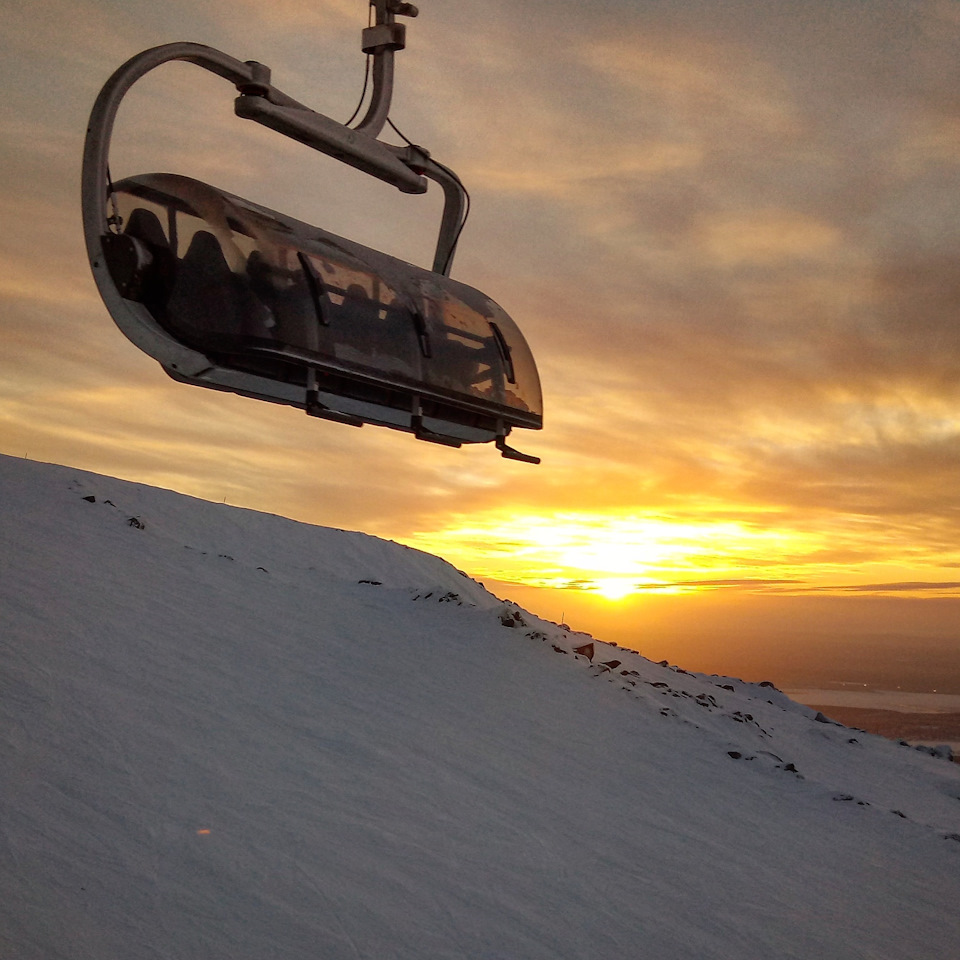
left=363, top=1, right=418, bottom=53
left=237, top=61, right=272, bottom=98
left=362, top=23, right=406, bottom=54
left=398, top=143, right=431, bottom=176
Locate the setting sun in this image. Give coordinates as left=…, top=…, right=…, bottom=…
left=400, top=511, right=821, bottom=598
left=592, top=578, right=639, bottom=601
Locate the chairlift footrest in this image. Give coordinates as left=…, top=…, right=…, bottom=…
left=496, top=436, right=540, bottom=464
left=414, top=421, right=463, bottom=447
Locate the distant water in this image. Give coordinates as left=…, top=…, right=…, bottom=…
left=785, top=689, right=960, bottom=714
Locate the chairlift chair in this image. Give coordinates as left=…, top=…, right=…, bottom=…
left=82, top=1, right=541, bottom=462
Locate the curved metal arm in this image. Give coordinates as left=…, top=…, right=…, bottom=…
left=423, top=162, right=467, bottom=276
left=355, top=0, right=418, bottom=137
left=81, top=42, right=304, bottom=248
left=355, top=47, right=396, bottom=138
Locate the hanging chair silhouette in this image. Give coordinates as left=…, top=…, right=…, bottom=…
left=82, top=1, right=541, bottom=461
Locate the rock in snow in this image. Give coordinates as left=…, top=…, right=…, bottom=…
left=1, top=453, right=958, bottom=960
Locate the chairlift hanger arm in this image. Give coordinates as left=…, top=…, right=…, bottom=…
left=355, top=1, right=419, bottom=136
left=233, top=95, right=426, bottom=194
left=415, top=158, right=468, bottom=276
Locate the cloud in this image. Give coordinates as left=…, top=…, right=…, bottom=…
left=808, top=581, right=960, bottom=594
left=633, top=578, right=804, bottom=590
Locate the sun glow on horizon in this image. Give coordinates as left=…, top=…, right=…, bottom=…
left=593, top=577, right=640, bottom=601
left=400, top=511, right=824, bottom=600
left=398, top=503, right=960, bottom=602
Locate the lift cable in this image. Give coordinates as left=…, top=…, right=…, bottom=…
left=344, top=54, right=372, bottom=127
left=345, top=2, right=376, bottom=127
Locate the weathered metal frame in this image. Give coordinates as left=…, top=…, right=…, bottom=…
left=80, top=38, right=471, bottom=398
left=82, top=16, right=466, bottom=286
left=80, top=5, right=539, bottom=462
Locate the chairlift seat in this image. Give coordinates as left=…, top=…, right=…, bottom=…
left=83, top=34, right=542, bottom=460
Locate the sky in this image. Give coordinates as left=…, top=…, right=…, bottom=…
left=2, top=0, right=960, bottom=685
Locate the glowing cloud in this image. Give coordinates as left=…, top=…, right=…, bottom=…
left=401, top=511, right=827, bottom=598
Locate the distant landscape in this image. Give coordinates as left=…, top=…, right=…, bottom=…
left=803, top=707, right=960, bottom=759
left=639, top=630, right=960, bottom=698
left=485, top=582, right=960, bottom=699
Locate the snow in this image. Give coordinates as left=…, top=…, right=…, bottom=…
left=1, top=453, right=959, bottom=959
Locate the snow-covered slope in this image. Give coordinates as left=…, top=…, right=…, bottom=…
left=1, top=454, right=958, bottom=960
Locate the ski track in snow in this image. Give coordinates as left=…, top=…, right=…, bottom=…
left=1, top=454, right=959, bottom=959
